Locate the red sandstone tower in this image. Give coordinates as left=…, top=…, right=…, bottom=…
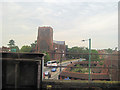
left=36, top=26, right=53, bottom=52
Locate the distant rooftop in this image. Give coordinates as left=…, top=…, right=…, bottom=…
left=53, top=40, right=65, bottom=45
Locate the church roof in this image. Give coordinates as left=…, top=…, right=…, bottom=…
left=53, top=40, right=65, bottom=45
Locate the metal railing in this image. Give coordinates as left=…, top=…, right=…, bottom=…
left=1, top=52, right=120, bottom=89
left=44, top=52, right=119, bottom=81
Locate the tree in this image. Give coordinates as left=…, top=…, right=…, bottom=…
left=104, top=48, right=113, bottom=53
left=91, top=50, right=99, bottom=61
left=7, top=39, right=19, bottom=52
left=31, top=40, right=37, bottom=52
left=8, top=39, right=15, bottom=48
left=66, top=46, right=89, bottom=60
left=43, top=51, right=51, bottom=63
left=20, top=45, right=32, bottom=52
left=66, top=46, right=100, bottom=61
left=11, top=46, right=19, bottom=52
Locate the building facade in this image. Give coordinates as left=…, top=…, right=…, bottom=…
left=1, top=46, right=10, bottom=52
left=36, top=27, right=53, bottom=52
left=36, top=26, right=67, bottom=60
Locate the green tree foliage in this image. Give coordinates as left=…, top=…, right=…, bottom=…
left=66, top=46, right=89, bottom=60
left=8, top=39, right=15, bottom=47
left=71, top=64, right=89, bottom=73
left=20, top=45, right=32, bottom=52
left=99, top=61, right=103, bottom=65
left=31, top=40, right=37, bottom=52
left=104, top=48, right=113, bottom=53
left=43, top=51, right=51, bottom=63
left=66, top=46, right=100, bottom=61
left=7, top=39, right=19, bottom=52
left=91, top=50, right=99, bottom=61
left=11, top=46, right=19, bottom=52
left=31, top=40, right=37, bottom=48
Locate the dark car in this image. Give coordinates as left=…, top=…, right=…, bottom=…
left=44, top=63, right=47, bottom=66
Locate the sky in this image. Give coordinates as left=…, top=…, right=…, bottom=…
left=0, top=0, right=119, bottom=50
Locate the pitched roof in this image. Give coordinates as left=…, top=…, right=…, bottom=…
left=53, top=40, right=65, bottom=45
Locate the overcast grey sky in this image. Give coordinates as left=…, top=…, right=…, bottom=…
left=1, top=0, right=119, bottom=49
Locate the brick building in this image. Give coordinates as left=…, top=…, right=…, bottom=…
left=36, top=26, right=67, bottom=60
left=1, top=46, right=10, bottom=52
left=36, top=27, right=53, bottom=52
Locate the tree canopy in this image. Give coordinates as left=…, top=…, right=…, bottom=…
left=11, top=46, right=19, bottom=52
left=66, top=46, right=89, bottom=60
left=91, top=50, right=99, bottom=61
left=104, top=48, right=113, bottom=54
left=7, top=39, right=19, bottom=52
left=66, top=46, right=100, bottom=61
left=43, top=51, right=51, bottom=63
left=31, top=40, right=37, bottom=52
left=20, top=45, right=32, bottom=52
left=8, top=39, right=15, bottom=47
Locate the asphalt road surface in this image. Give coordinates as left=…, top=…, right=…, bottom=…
left=43, top=59, right=83, bottom=80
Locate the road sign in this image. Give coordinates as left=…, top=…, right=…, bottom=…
left=11, top=48, right=16, bottom=52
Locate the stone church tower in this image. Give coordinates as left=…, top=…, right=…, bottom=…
left=36, top=26, right=53, bottom=52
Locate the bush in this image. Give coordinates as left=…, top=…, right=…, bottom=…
left=43, top=51, right=51, bottom=64
left=99, top=62, right=103, bottom=65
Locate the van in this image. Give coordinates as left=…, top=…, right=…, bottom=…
left=47, top=60, right=57, bottom=67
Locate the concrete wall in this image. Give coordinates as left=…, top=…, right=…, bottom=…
left=2, top=60, right=38, bottom=88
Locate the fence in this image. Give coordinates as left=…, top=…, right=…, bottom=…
left=44, top=51, right=120, bottom=81
left=1, top=52, right=120, bottom=89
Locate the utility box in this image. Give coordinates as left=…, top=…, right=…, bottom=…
left=1, top=52, right=44, bottom=89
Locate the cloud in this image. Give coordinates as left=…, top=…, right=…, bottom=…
left=1, top=2, right=118, bottom=49
left=1, top=0, right=119, bottom=2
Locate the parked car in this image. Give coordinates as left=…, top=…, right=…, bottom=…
left=44, top=62, right=47, bottom=66
left=45, top=71, right=51, bottom=76
left=51, top=68, right=56, bottom=72
left=64, top=77, right=71, bottom=80
left=79, top=58, right=82, bottom=61
left=47, top=60, right=58, bottom=67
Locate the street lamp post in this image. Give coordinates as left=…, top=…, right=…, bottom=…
left=82, top=38, right=91, bottom=81
left=88, top=38, right=91, bottom=81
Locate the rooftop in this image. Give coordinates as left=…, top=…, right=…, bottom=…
left=53, top=40, right=65, bottom=45
left=59, top=71, right=110, bottom=80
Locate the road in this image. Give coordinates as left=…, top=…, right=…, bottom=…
left=43, top=59, right=83, bottom=80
